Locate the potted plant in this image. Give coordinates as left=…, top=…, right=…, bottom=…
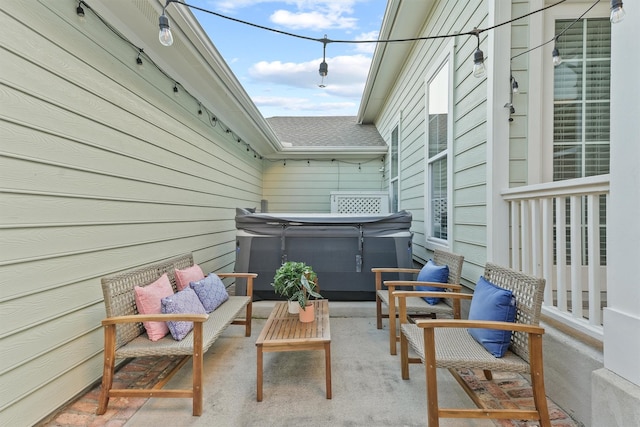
left=272, top=261, right=321, bottom=319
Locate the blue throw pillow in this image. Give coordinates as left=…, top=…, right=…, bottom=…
left=161, top=287, right=207, bottom=341
left=415, top=259, right=449, bottom=305
left=467, top=276, right=517, bottom=357
left=190, top=273, right=229, bottom=313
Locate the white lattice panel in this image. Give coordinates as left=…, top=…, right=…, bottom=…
left=330, top=192, right=389, bottom=214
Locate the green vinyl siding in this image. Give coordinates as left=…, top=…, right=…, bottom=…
left=262, top=159, right=387, bottom=213
left=373, top=0, right=489, bottom=272
left=0, top=2, right=263, bottom=425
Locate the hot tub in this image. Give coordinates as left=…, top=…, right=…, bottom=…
left=234, top=208, right=413, bottom=301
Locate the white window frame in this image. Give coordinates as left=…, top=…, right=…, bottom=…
left=425, top=46, right=454, bottom=250
left=541, top=2, right=610, bottom=182
left=389, top=119, right=401, bottom=213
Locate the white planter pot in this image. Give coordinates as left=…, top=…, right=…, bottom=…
left=287, top=300, right=300, bottom=314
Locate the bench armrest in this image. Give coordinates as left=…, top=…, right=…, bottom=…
left=216, top=272, right=257, bottom=296
left=101, top=313, right=208, bottom=326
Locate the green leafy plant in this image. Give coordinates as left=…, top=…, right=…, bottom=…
left=272, top=261, right=321, bottom=307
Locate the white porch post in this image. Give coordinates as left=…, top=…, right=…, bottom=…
left=486, top=0, right=511, bottom=265
left=594, top=2, right=640, bottom=425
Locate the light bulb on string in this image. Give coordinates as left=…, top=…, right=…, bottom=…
left=318, top=35, right=329, bottom=88
left=159, top=13, right=173, bottom=46
left=610, top=0, right=626, bottom=23
left=136, top=49, right=144, bottom=68
left=552, top=46, right=562, bottom=67
left=76, top=1, right=85, bottom=21
left=471, top=30, right=486, bottom=78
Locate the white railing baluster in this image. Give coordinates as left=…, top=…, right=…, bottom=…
left=542, top=198, right=553, bottom=306
left=510, top=200, right=520, bottom=270
left=570, top=195, right=582, bottom=319
left=521, top=199, right=531, bottom=273
left=556, top=196, right=567, bottom=312
left=587, top=194, right=601, bottom=325
left=530, top=199, right=541, bottom=278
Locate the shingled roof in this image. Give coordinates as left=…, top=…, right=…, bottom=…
left=266, top=116, right=386, bottom=148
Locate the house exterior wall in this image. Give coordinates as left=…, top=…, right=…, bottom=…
left=371, top=0, right=490, bottom=283
left=0, top=2, right=263, bottom=425
left=262, top=159, right=387, bottom=213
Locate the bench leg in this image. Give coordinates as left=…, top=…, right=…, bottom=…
left=97, top=325, right=116, bottom=415
left=245, top=302, right=252, bottom=337
left=193, top=323, right=204, bottom=416
left=256, top=344, right=263, bottom=402
left=325, top=342, right=332, bottom=399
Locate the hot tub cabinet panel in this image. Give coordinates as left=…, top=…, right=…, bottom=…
left=234, top=208, right=413, bottom=301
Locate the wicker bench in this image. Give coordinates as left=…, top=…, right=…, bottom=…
left=96, top=253, right=256, bottom=416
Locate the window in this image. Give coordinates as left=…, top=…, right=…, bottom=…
left=553, top=17, right=610, bottom=265
left=553, top=18, right=610, bottom=181
left=426, top=59, right=451, bottom=243
left=390, top=125, right=399, bottom=212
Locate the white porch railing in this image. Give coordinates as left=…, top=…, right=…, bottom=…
left=501, top=175, right=609, bottom=341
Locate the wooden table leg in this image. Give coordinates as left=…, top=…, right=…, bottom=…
left=256, top=344, right=263, bottom=402
left=325, top=342, right=332, bottom=399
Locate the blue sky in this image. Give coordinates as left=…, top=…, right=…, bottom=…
left=187, top=0, right=387, bottom=118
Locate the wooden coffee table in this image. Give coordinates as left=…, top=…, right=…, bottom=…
left=255, top=299, right=331, bottom=401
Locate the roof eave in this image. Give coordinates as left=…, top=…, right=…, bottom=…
left=357, top=0, right=436, bottom=125
left=264, top=146, right=388, bottom=160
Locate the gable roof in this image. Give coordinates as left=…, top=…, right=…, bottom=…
left=265, top=116, right=387, bottom=159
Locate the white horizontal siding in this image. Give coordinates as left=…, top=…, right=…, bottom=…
left=0, top=2, right=263, bottom=425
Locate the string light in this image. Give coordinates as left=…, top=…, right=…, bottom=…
left=319, top=35, right=328, bottom=88
left=136, top=48, right=143, bottom=66
left=552, top=44, right=562, bottom=67
left=160, top=0, right=578, bottom=77
left=511, top=75, right=519, bottom=94
left=610, top=0, right=626, bottom=23
left=76, top=1, right=85, bottom=18
left=159, top=1, right=173, bottom=47
left=70, top=1, right=260, bottom=161
left=472, top=30, right=486, bottom=78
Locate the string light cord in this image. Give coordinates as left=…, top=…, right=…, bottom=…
left=172, top=0, right=568, bottom=46
left=511, top=0, right=601, bottom=61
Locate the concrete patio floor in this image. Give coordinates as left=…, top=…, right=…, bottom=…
left=39, top=301, right=578, bottom=427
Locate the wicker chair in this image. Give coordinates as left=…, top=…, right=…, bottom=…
left=396, top=263, right=550, bottom=426
left=372, top=249, right=464, bottom=355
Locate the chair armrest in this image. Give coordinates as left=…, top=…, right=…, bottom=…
left=101, top=313, right=209, bottom=326
left=385, top=281, right=463, bottom=291
left=216, top=272, right=257, bottom=297
left=393, top=290, right=471, bottom=300
left=372, top=268, right=420, bottom=291
left=394, top=290, right=471, bottom=321
left=393, top=290, right=472, bottom=300
left=414, top=318, right=545, bottom=335
left=371, top=267, right=421, bottom=274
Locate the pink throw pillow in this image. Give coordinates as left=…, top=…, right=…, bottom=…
left=134, top=273, right=174, bottom=341
left=174, top=264, right=205, bottom=291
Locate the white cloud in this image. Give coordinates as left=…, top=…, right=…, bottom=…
left=249, top=53, right=371, bottom=96
left=352, top=31, right=379, bottom=53
left=270, top=9, right=357, bottom=30
left=212, top=0, right=363, bottom=30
